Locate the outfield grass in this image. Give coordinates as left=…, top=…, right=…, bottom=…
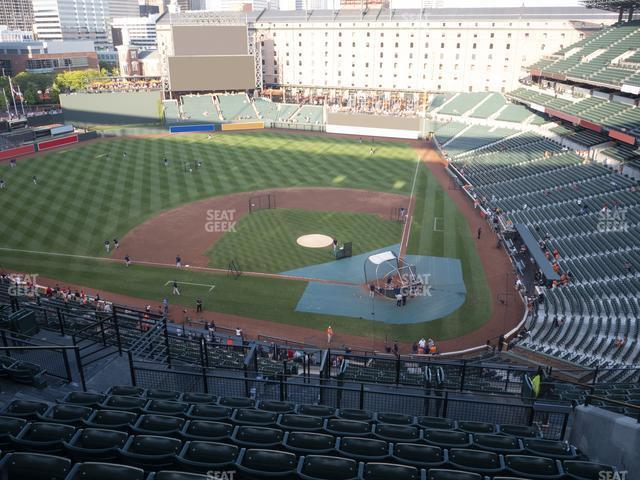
left=207, top=209, right=402, bottom=273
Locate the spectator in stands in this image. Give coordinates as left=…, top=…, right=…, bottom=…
left=624, top=261, right=632, bottom=273
left=326, top=325, right=333, bottom=344
left=418, top=337, right=426, bottom=354
left=411, top=342, right=418, bottom=354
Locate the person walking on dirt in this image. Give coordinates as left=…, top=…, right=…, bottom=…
left=176, top=255, right=182, bottom=268
left=326, top=325, right=334, bottom=344
left=477, top=227, right=482, bottom=240
left=196, top=298, right=203, bottom=313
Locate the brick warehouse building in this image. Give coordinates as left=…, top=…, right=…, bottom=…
left=0, top=40, right=99, bottom=76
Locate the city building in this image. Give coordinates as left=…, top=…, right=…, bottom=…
left=117, top=45, right=160, bottom=76
left=0, top=26, right=34, bottom=42
left=0, top=40, right=98, bottom=76
left=112, top=14, right=160, bottom=49
left=0, top=0, right=34, bottom=32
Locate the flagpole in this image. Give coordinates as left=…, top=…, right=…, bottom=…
left=7, top=76, right=18, bottom=117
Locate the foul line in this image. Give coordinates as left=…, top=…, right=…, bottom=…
left=0, top=246, right=358, bottom=287
left=164, top=280, right=216, bottom=292
left=399, top=155, right=421, bottom=259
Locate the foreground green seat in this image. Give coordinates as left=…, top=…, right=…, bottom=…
left=427, top=469, right=482, bottom=480
left=448, top=448, right=504, bottom=475
left=0, top=452, right=71, bottom=480
left=231, top=425, right=283, bottom=448
left=66, top=462, right=145, bottom=480
left=231, top=408, right=278, bottom=427
left=59, top=391, right=106, bottom=407
left=236, top=448, right=297, bottom=478
left=143, top=400, right=189, bottom=416
left=119, top=434, right=181, bottom=470
left=7, top=361, right=47, bottom=387
left=180, top=420, right=233, bottom=441
left=131, top=414, right=185, bottom=436
left=186, top=404, right=232, bottom=421
left=107, top=385, right=145, bottom=397
left=473, top=433, right=523, bottom=454
left=375, top=412, right=415, bottom=425
left=283, top=431, right=335, bottom=454
left=0, top=355, right=15, bottom=376
left=417, top=416, right=456, bottom=430
left=84, top=409, right=138, bottom=431
left=457, top=420, right=496, bottom=434
left=100, top=395, right=146, bottom=412
left=38, top=404, right=93, bottom=426
left=336, top=408, right=373, bottom=422
left=523, top=438, right=578, bottom=460
left=373, top=424, right=420, bottom=442
left=423, top=429, right=471, bottom=448
left=13, top=422, right=75, bottom=453
left=297, top=404, right=336, bottom=418
left=499, top=424, right=540, bottom=438
left=146, top=389, right=181, bottom=401
left=148, top=472, right=210, bottom=480
left=324, top=419, right=372, bottom=437
left=278, top=414, right=324, bottom=432
left=257, top=400, right=295, bottom=414
left=2, top=400, right=49, bottom=420
left=180, top=393, right=217, bottom=404
left=505, top=454, right=564, bottom=479
left=362, top=462, right=420, bottom=480
left=336, top=436, right=389, bottom=461
left=64, top=427, right=128, bottom=461
left=390, top=442, right=446, bottom=468
left=0, top=416, right=27, bottom=450
left=218, top=396, right=255, bottom=408
left=176, top=440, right=238, bottom=473
left=563, top=460, right=616, bottom=480
left=296, top=454, right=358, bottom=480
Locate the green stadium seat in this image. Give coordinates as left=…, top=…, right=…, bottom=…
left=84, top=409, right=138, bottom=431
left=0, top=416, right=27, bottom=450
left=2, top=400, right=49, bottom=420
left=505, top=455, right=564, bottom=479
left=59, top=392, right=106, bottom=407
left=373, top=424, right=420, bottom=442
left=257, top=400, right=296, bottom=414
left=63, top=427, right=128, bottom=461
left=231, top=408, right=278, bottom=426
left=375, top=412, right=415, bottom=425
left=119, top=434, right=181, bottom=470
left=336, top=436, right=389, bottom=461
left=6, top=361, right=47, bottom=387
left=186, top=404, right=232, bottom=421
left=447, top=448, right=504, bottom=475
left=390, top=443, right=446, bottom=468
left=218, top=397, right=255, bottom=408
left=296, top=454, right=358, bottom=480
left=180, top=393, right=217, bottom=404
left=563, top=460, right=616, bottom=479
left=277, top=414, right=324, bottom=432
left=324, top=419, right=372, bottom=437
left=417, top=416, right=456, bottom=430
left=457, top=421, right=496, bottom=434
left=146, top=389, right=181, bottom=401
left=0, top=452, right=72, bottom=480
left=180, top=420, right=233, bottom=442
left=236, top=448, right=297, bottom=478
left=362, top=462, right=421, bottom=480
left=423, top=429, right=472, bottom=448
left=176, top=440, right=238, bottom=472
left=499, top=424, right=540, bottom=438
left=143, top=400, right=189, bottom=416
left=231, top=425, right=284, bottom=448
left=472, top=433, right=523, bottom=454
left=148, top=472, right=210, bottom=480
left=38, top=404, right=93, bottom=426
left=12, top=422, right=75, bottom=453
left=336, top=409, right=373, bottom=422
left=131, top=414, right=185, bottom=436
left=0, top=355, right=14, bottom=376
left=107, top=386, right=145, bottom=397
left=522, top=438, right=578, bottom=460
left=100, top=395, right=146, bottom=412
left=426, top=468, right=482, bottom=480
left=297, top=404, right=336, bottom=418
left=283, top=431, right=336, bottom=454
left=66, top=462, right=146, bottom=480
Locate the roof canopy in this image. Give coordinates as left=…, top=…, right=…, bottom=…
left=367, top=251, right=397, bottom=265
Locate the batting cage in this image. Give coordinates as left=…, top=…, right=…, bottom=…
left=364, top=251, right=424, bottom=299
left=249, top=193, right=276, bottom=213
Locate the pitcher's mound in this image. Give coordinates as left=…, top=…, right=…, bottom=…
left=297, top=234, right=333, bottom=248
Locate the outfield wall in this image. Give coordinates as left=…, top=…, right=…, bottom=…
left=326, top=112, right=421, bottom=139
left=60, top=91, right=162, bottom=125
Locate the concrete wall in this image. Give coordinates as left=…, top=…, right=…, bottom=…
left=60, top=91, right=162, bottom=125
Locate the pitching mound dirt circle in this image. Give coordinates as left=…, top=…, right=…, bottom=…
left=296, top=234, right=333, bottom=248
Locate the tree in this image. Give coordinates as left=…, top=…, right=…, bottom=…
left=23, top=83, right=39, bottom=105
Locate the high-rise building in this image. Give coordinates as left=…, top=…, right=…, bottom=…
left=0, top=0, right=34, bottom=32
left=112, top=14, right=160, bottom=49
left=0, top=26, right=34, bottom=42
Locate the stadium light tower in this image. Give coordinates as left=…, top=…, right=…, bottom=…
left=581, top=0, right=640, bottom=22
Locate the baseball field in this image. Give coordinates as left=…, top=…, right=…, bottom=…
left=0, top=130, right=494, bottom=345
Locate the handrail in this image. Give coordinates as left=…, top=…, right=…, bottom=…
left=0, top=345, right=79, bottom=351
